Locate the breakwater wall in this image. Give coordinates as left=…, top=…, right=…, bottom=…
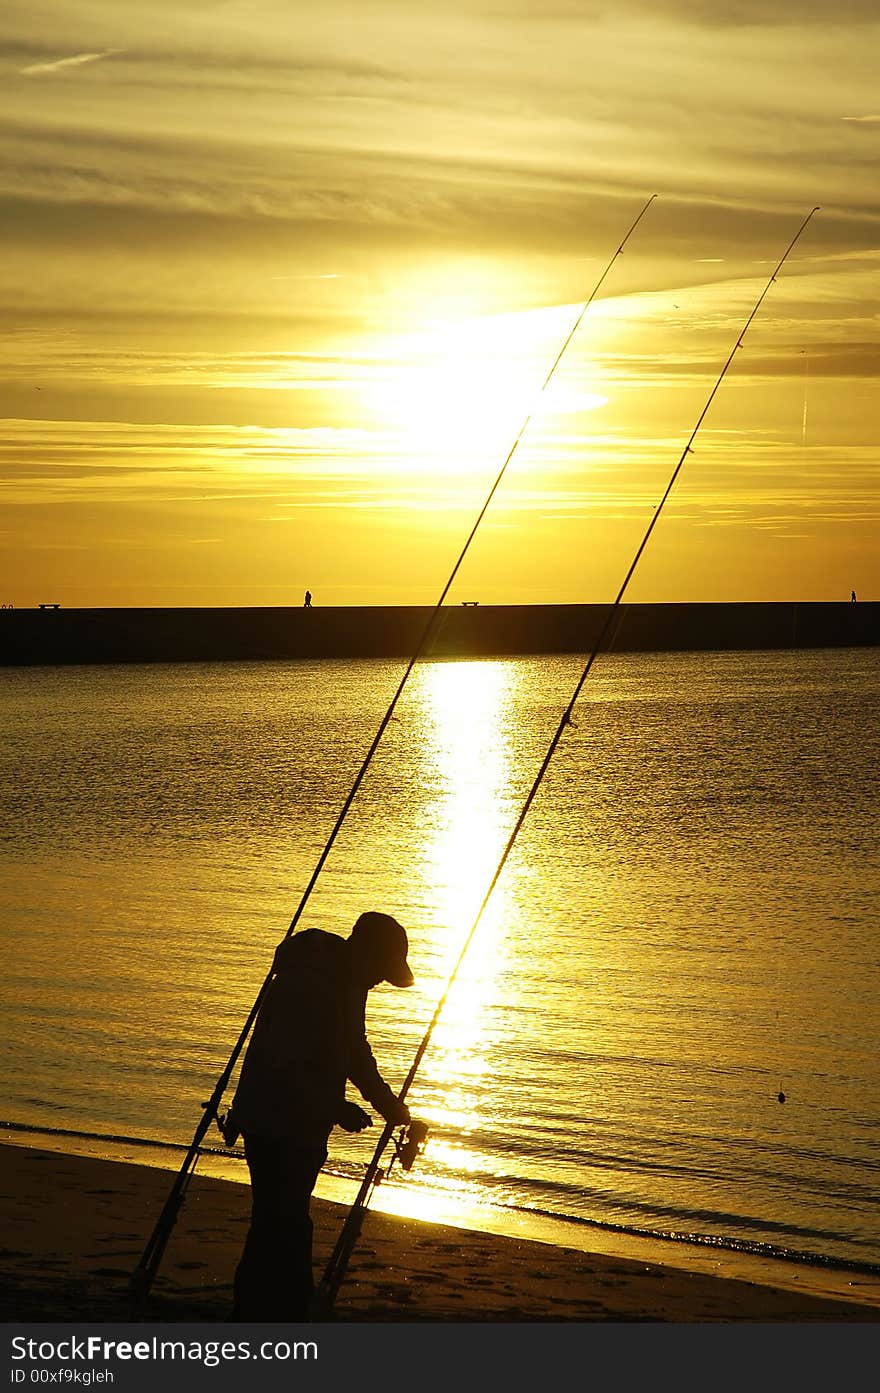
left=1, top=602, right=876, bottom=666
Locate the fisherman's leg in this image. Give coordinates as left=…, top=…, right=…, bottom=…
left=232, top=1133, right=288, bottom=1320
left=231, top=1133, right=326, bottom=1321
left=275, top=1138, right=327, bottom=1320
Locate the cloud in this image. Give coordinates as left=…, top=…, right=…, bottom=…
left=840, top=114, right=880, bottom=123
left=20, top=49, right=121, bottom=77
left=618, top=0, right=880, bottom=25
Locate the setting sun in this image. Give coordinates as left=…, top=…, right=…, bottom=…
left=1, top=0, right=877, bottom=607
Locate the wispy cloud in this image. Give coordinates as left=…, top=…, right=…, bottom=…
left=840, top=113, right=880, bottom=123
left=20, top=50, right=121, bottom=78
left=622, top=0, right=880, bottom=25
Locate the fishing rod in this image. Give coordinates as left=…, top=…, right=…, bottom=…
left=128, top=194, right=658, bottom=1315
left=316, top=204, right=821, bottom=1315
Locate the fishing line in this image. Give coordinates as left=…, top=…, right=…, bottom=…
left=128, top=193, right=658, bottom=1314
left=317, top=204, right=820, bottom=1314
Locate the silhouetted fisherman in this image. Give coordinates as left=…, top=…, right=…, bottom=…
left=225, top=913, right=413, bottom=1321
left=851, top=590, right=857, bottom=604
left=304, top=589, right=312, bottom=608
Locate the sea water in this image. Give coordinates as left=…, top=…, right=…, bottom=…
left=1, top=649, right=878, bottom=1274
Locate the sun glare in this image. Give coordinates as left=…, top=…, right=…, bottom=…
left=363, top=300, right=609, bottom=474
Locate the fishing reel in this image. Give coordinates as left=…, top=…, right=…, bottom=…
left=207, top=1104, right=240, bottom=1149
left=390, top=1119, right=429, bottom=1174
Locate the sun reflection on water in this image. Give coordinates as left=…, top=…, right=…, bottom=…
left=408, top=660, right=519, bottom=1191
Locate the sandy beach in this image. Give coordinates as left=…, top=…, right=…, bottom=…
left=1, top=1142, right=878, bottom=1324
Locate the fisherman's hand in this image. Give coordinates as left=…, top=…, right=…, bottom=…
left=337, top=1101, right=372, bottom=1133
left=219, top=1110, right=240, bottom=1148
left=384, top=1098, right=411, bottom=1127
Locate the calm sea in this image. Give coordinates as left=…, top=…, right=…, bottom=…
left=1, top=649, right=878, bottom=1275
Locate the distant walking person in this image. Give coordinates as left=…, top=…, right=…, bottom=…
left=304, top=589, right=312, bottom=608
left=225, top=913, right=413, bottom=1321
left=851, top=590, right=857, bottom=604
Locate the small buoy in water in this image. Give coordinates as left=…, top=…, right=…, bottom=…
left=778, top=1091, right=786, bottom=1104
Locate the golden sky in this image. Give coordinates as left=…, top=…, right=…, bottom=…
left=2, top=0, right=878, bottom=606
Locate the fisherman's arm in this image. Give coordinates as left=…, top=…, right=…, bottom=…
left=346, top=999, right=410, bottom=1125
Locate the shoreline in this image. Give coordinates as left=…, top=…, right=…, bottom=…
left=2, top=1140, right=878, bottom=1323
left=7, top=1123, right=879, bottom=1297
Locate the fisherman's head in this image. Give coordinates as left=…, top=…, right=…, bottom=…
left=348, top=912, right=414, bottom=989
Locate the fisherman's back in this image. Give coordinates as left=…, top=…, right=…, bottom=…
left=231, top=929, right=351, bottom=1141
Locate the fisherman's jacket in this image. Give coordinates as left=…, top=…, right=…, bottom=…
left=230, top=928, right=399, bottom=1143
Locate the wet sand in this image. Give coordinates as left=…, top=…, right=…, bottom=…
left=1, top=1144, right=878, bottom=1323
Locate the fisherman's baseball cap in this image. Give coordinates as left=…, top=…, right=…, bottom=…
left=351, top=911, right=414, bottom=987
